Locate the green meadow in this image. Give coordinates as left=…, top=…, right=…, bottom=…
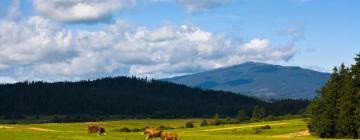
left=0, top=118, right=335, bottom=140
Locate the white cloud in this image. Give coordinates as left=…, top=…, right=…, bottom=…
left=0, top=16, right=296, bottom=82
left=176, top=0, right=229, bottom=13
left=242, top=38, right=270, bottom=51
left=32, top=0, right=136, bottom=24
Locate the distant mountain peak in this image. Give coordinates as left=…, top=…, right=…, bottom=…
left=165, top=63, right=330, bottom=99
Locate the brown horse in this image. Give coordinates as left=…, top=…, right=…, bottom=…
left=143, top=128, right=179, bottom=140
left=143, top=128, right=161, bottom=139
left=88, top=125, right=106, bottom=135
left=159, top=131, right=179, bottom=140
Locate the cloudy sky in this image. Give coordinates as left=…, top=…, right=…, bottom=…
left=0, top=0, right=359, bottom=82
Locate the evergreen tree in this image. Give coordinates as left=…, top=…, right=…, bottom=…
left=308, top=67, right=340, bottom=138
left=251, top=106, right=265, bottom=121
left=212, top=113, right=221, bottom=125
left=351, top=53, right=360, bottom=136
left=308, top=53, right=360, bottom=138
left=237, top=110, right=248, bottom=122
left=336, top=64, right=357, bottom=138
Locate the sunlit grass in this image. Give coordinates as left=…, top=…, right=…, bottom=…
left=0, top=118, right=331, bottom=140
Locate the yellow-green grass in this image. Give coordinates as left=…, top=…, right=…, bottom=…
left=0, top=119, right=334, bottom=140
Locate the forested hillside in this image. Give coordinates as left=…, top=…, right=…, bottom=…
left=0, top=76, right=308, bottom=119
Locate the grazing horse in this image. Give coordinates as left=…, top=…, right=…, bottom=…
left=88, top=125, right=106, bottom=135
left=159, top=131, right=179, bottom=140
left=143, top=128, right=161, bottom=139
left=143, top=128, right=179, bottom=140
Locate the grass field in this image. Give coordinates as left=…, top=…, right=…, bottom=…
left=0, top=119, right=330, bottom=140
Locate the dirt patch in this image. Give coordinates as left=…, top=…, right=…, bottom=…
left=26, top=127, right=59, bottom=132
left=274, top=130, right=310, bottom=138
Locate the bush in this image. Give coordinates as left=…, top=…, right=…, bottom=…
left=200, top=119, right=208, bottom=127
left=253, top=125, right=271, bottom=130
left=265, top=115, right=275, bottom=121
left=211, top=119, right=222, bottom=125
left=158, top=125, right=173, bottom=130
left=131, top=128, right=140, bottom=132
left=185, top=121, right=194, bottom=128
left=259, top=125, right=271, bottom=129
left=140, top=126, right=149, bottom=131
left=117, top=127, right=131, bottom=132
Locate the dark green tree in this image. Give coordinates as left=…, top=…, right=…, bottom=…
left=212, top=113, right=221, bottom=125
left=237, top=110, right=248, bottom=122
left=251, top=106, right=265, bottom=121
left=308, top=53, right=360, bottom=138
left=351, top=53, right=360, bottom=136
left=336, top=64, right=357, bottom=138
left=185, top=121, right=194, bottom=128
left=308, top=67, right=340, bottom=138
left=200, top=119, right=208, bottom=127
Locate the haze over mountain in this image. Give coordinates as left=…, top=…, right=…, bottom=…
left=165, top=62, right=330, bottom=99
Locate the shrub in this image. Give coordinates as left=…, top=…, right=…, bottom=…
left=131, top=128, right=140, bottom=132
left=259, top=125, right=271, bottom=129
left=185, top=121, right=194, bottom=128
left=200, top=119, right=208, bottom=127
left=253, top=125, right=271, bottom=130
left=117, top=127, right=131, bottom=132
left=158, top=125, right=174, bottom=130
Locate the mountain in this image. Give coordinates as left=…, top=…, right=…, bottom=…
left=165, top=62, right=330, bottom=99
left=0, top=76, right=308, bottom=119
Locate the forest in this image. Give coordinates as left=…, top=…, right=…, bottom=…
left=0, top=76, right=308, bottom=120
left=308, top=53, right=360, bottom=138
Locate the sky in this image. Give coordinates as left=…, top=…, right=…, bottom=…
left=0, top=0, right=359, bottom=82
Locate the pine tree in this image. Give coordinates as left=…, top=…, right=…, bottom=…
left=237, top=110, right=248, bottom=122
left=351, top=53, right=360, bottom=137
left=309, top=53, right=360, bottom=138
left=251, top=106, right=265, bottom=121
left=308, top=67, right=340, bottom=138
left=212, top=113, right=221, bottom=125
left=336, top=64, right=357, bottom=138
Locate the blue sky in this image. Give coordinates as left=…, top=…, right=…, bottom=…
left=0, top=0, right=359, bottom=82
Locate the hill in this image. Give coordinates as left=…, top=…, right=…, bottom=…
left=0, top=76, right=308, bottom=119
left=165, top=62, right=330, bottom=99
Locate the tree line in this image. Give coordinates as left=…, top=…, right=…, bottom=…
left=308, top=53, right=360, bottom=138
left=0, top=76, right=309, bottom=120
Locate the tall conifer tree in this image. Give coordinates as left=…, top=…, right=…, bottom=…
left=309, top=53, right=360, bottom=138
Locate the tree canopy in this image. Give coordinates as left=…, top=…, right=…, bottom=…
left=308, top=53, right=360, bottom=138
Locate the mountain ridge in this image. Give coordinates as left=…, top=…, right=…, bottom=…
left=165, top=62, right=330, bottom=99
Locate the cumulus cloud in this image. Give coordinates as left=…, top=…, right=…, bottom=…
left=176, top=0, right=229, bottom=13
left=0, top=16, right=296, bottom=82
left=32, top=0, right=136, bottom=24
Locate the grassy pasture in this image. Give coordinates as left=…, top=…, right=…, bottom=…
left=0, top=119, right=333, bottom=140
